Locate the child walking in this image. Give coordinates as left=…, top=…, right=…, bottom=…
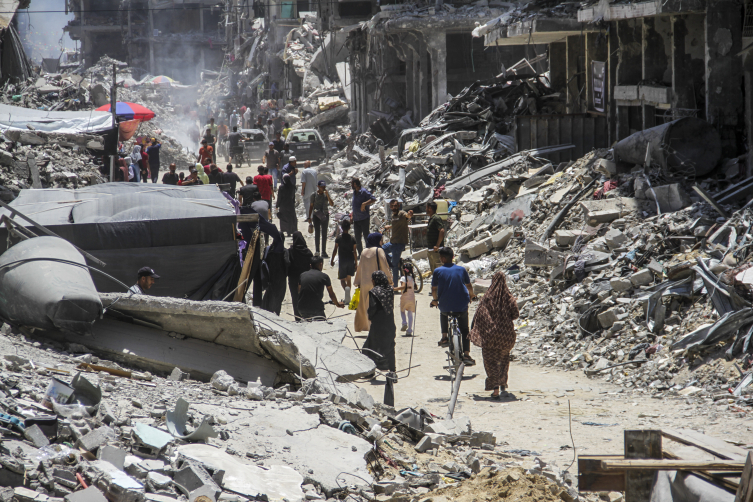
left=398, top=265, right=416, bottom=336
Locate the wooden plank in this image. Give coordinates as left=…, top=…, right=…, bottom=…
left=234, top=229, right=259, bottom=302
left=736, top=452, right=753, bottom=502
left=236, top=214, right=260, bottom=223
left=661, top=429, right=749, bottom=461
left=28, top=155, right=42, bottom=189
left=579, top=455, right=626, bottom=492
left=625, top=430, right=662, bottom=502
left=693, top=185, right=730, bottom=218
left=602, top=459, right=745, bottom=471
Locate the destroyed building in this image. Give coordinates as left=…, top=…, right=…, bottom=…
left=1, top=1, right=33, bottom=85
left=64, top=0, right=225, bottom=82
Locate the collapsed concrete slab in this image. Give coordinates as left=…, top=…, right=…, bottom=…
left=190, top=403, right=372, bottom=496
left=296, top=104, right=349, bottom=129
left=99, top=294, right=259, bottom=354
left=253, top=309, right=376, bottom=382
left=176, top=444, right=304, bottom=502
left=37, top=317, right=281, bottom=385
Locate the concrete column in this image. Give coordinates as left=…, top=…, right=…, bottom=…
left=405, top=49, right=415, bottom=115
left=549, top=42, right=566, bottom=92
left=426, top=32, right=447, bottom=109
left=565, top=35, right=581, bottom=113
left=616, top=19, right=642, bottom=139
left=608, top=24, right=618, bottom=143
left=671, top=14, right=704, bottom=112
left=746, top=69, right=753, bottom=177
left=705, top=0, right=743, bottom=155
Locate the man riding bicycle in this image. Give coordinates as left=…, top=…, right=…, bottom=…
left=430, top=246, right=477, bottom=366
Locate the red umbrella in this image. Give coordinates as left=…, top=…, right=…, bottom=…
left=95, top=101, right=156, bottom=121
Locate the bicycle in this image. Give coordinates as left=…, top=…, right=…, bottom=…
left=430, top=302, right=465, bottom=419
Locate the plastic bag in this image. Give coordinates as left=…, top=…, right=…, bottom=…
left=348, top=287, right=360, bottom=310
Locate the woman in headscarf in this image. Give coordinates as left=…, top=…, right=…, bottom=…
left=139, top=147, right=150, bottom=183
left=469, top=270, right=519, bottom=399
left=287, top=231, right=312, bottom=320
left=352, top=232, right=392, bottom=332
left=195, top=163, right=209, bottom=185
left=117, top=156, right=129, bottom=182
left=126, top=156, right=139, bottom=182
left=362, top=270, right=396, bottom=377
left=261, top=233, right=288, bottom=315
left=130, top=145, right=142, bottom=182
left=276, top=173, right=298, bottom=237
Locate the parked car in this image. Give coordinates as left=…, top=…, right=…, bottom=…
left=285, top=129, right=326, bottom=164
left=239, top=129, right=269, bottom=162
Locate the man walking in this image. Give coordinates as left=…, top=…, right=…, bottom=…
left=146, top=138, right=161, bottom=183
left=426, top=201, right=445, bottom=273
left=383, top=199, right=413, bottom=286
left=430, top=247, right=476, bottom=366
left=307, top=181, right=333, bottom=257
left=298, top=256, right=343, bottom=320
left=129, top=267, right=160, bottom=295
left=273, top=132, right=285, bottom=153
left=204, top=118, right=218, bottom=163
left=350, top=177, right=375, bottom=256
left=254, top=166, right=274, bottom=218
left=222, top=164, right=243, bottom=197
left=300, top=160, right=317, bottom=205
left=228, top=126, right=243, bottom=165
left=263, top=142, right=281, bottom=189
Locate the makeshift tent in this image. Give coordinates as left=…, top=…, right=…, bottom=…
left=0, top=103, right=114, bottom=135
left=0, top=184, right=242, bottom=301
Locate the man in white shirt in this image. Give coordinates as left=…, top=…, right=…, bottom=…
left=300, top=160, right=318, bottom=203
left=243, top=107, right=252, bottom=129
left=129, top=267, right=160, bottom=295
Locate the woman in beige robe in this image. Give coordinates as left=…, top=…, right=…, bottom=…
left=353, top=233, right=393, bottom=332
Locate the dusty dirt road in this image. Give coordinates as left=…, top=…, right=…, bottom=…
left=249, top=207, right=753, bottom=467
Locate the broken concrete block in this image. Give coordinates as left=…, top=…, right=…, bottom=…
left=173, top=462, right=221, bottom=498
left=459, top=236, right=492, bottom=259
left=597, top=308, right=621, bottom=329
left=586, top=209, right=621, bottom=226
left=132, top=423, right=173, bottom=456
left=98, top=446, right=127, bottom=471
left=168, top=367, right=189, bottom=382
left=76, top=425, right=114, bottom=452
left=524, top=241, right=564, bottom=267
left=594, top=159, right=616, bottom=177
left=630, top=269, right=653, bottom=286
left=604, top=228, right=628, bottom=250
left=64, top=487, right=108, bottom=502
left=553, top=230, right=586, bottom=247
left=610, top=277, right=633, bottom=292
left=90, top=461, right=144, bottom=502
left=491, top=228, right=513, bottom=249
left=210, top=370, right=235, bottom=391
left=146, top=472, right=172, bottom=490
left=15, top=488, right=48, bottom=502
left=414, top=436, right=434, bottom=453
left=246, top=386, right=264, bottom=401
left=188, top=486, right=218, bottom=502
left=644, top=183, right=691, bottom=213
left=473, top=279, right=491, bottom=294
left=411, top=249, right=428, bottom=260
left=24, top=424, right=50, bottom=448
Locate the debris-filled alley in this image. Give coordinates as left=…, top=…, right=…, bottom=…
left=0, top=0, right=752, bottom=501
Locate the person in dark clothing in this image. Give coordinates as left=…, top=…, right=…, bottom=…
left=238, top=178, right=259, bottom=206
left=287, top=231, right=313, bottom=321
left=276, top=173, right=298, bottom=236
left=362, top=270, right=397, bottom=379
left=272, top=132, right=285, bottom=153
left=350, top=177, right=376, bottom=256
left=161, top=163, right=179, bottom=185
left=182, top=168, right=204, bottom=186
left=238, top=202, right=283, bottom=308
left=331, top=218, right=358, bottom=304
left=228, top=126, right=243, bottom=165
left=261, top=234, right=288, bottom=316
left=307, top=181, right=334, bottom=257
left=297, top=255, right=343, bottom=320
left=147, top=138, right=161, bottom=183
left=222, top=164, right=243, bottom=196
left=207, top=164, right=223, bottom=185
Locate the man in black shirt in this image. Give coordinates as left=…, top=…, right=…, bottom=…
left=228, top=126, right=243, bottom=164
left=208, top=164, right=224, bottom=185
left=239, top=178, right=259, bottom=207
left=222, top=164, right=243, bottom=196
left=426, top=201, right=445, bottom=273
left=298, top=256, right=343, bottom=320
left=161, top=163, right=179, bottom=185
left=273, top=132, right=285, bottom=153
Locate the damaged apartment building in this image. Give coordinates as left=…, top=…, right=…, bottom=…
left=342, top=0, right=749, bottom=166
left=63, top=0, right=225, bottom=83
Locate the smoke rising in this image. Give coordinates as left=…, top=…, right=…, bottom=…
left=16, top=0, right=75, bottom=63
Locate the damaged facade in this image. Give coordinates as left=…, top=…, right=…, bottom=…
left=64, top=0, right=225, bottom=82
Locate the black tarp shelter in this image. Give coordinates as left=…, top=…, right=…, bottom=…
left=0, top=184, right=242, bottom=300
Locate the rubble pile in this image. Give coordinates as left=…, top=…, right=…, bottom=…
left=0, top=141, right=105, bottom=190
left=284, top=21, right=321, bottom=81
left=0, top=325, right=599, bottom=502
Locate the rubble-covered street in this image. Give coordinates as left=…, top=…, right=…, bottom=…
left=0, top=0, right=752, bottom=502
